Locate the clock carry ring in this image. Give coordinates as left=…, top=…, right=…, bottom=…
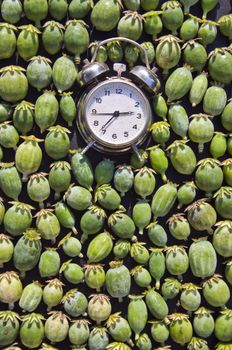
left=81, top=37, right=160, bottom=94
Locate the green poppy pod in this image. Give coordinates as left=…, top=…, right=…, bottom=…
left=4, top=201, right=34, bottom=236
left=134, top=167, right=156, bottom=199
left=0, top=311, right=20, bottom=346
left=42, top=21, right=64, bottom=55
left=167, top=140, right=197, bottom=175
left=106, top=313, right=133, bottom=346
left=130, top=242, right=150, bottom=264
left=180, top=15, right=199, bottom=40
left=141, top=0, right=159, bottom=10
left=0, top=66, right=28, bottom=103
left=180, top=283, right=201, bottom=313
left=189, top=114, right=214, bottom=153
left=71, top=149, right=94, bottom=191
left=26, top=56, right=52, bottom=92
left=201, top=0, right=218, bottom=19
left=146, top=221, right=167, bottom=247
left=213, top=221, right=232, bottom=258
left=218, top=14, right=232, bottom=42
left=95, top=184, right=121, bottom=210
left=60, top=259, right=84, bottom=284
left=36, top=208, right=60, bottom=243
left=0, top=101, right=12, bottom=123
left=87, top=231, right=113, bottom=263
left=152, top=93, right=168, bottom=121
left=136, top=333, right=152, bottom=350
left=215, top=309, right=232, bottom=342
left=69, top=0, right=92, bottom=19
left=127, top=295, right=148, bottom=340
left=80, top=205, right=106, bottom=242
left=48, top=0, right=68, bottom=20
left=167, top=213, right=191, bottom=240
left=150, top=320, right=169, bottom=344
left=84, top=264, right=105, bottom=291
left=64, top=184, right=92, bottom=211
left=189, top=71, right=208, bottom=107
left=43, top=244, right=60, bottom=272
left=210, top=132, right=227, bottom=159
left=148, top=145, right=168, bottom=182
left=202, top=274, right=230, bottom=308
left=149, top=248, right=165, bottom=289
left=108, top=209, right=136, bottom=240
left=91, top=0, right=121, bottom=31
left=145, top=288, right=169, bottom=322
left=177, top=181, right=197, bottom=209
left=49, top=161, right=71, bottom=200
left=34, top=90, right=59, bottom=133
left=95, top=159, right=115, bottom=186
left=151, top=182, right=178, bottom=219
left=0, top=234, right=14, bottom=267
left=161, top=277, right=181, bottom=300
left=54, top=202, right=77, bottom=234
left=117, top=11, right=143, bottom=41
left=90, top=41, right=108, bottom=63
left=27, top=173, right=50, bottom=208
left=107, top=41, right=124, bottom=63
left=62, top=288, right=88, bottom=317
left=189, top=238, right=217, bottom=278
left=64, top=20, right=90, bottom=63
left=113, top=239, right=131, bottom=259
left=0, top=271, right=23, bottom=309
left=208, top=47, right=232, bottom=85
left=130, top=148, right=148, bottom=168
left=106, top=260, right=131, bottom=302
left=198, top=19, right=218, bottom=46
left=168, top=102, right=189, bottom=139
left=193, top=307, right=214, bottom=338
left=0, top=162, right=22, bottom=200
left=165, top=65, right=193, bottom=103
left=168, top=313, right=193, bottom=345
left=0, top=121, right=19, bottom=150
left=165, top=245, right=189, bottom=279
left=88, top=294, right=112, bottom=324
left=187, top=337, right=209, bottom=350
left=131, top=266, right=152, bottom=288
left=43, top=278, right=64, bottom=311
left=143, top=11, right=163, bottom=41
left=88, top=327, right=109, bottom=350
left=19, top=281, right=43, bottom=313
left=214, top=186, right=232, bottom=219
left=1, top=0, right=22, bottom=24
left=60, top=92, right=77, bottom=127
left=195, top=158, right=223, bottom=197
left=161, top=0, right=184, bottom=35
left=17, top=25, right=40, bottom=61
left=183, top=40, right=207, bottom=72
left=58, top=232, right=82, bottom=257
left=132, top=199, right=151, bottom=235
left=69, top=319, right=90, bottom=346
left=45, top=125, right=71, bottom=160
left=185, top=198, right=217, bottom=234
left=0, top=23, right=17, bottom=59
left=13, top=101, right=34, bottom=135
left=23, top=0, right=48, bottom=28
left=13, top=228, right=42, bottom=279
left=225, top=260, right=232, bottom=285
left=114, top=165, right=134, bottom=197
left=155, top=35, right=181, bottom=76
left=52, top=55, right=77, bottom=93
left=15, top=135, right=43, bottom=182
left=0, top=198, right=5, bottom=224
left=203, top=85, right=227, bottom=117
left=45, top=311, right=69, bottom=343
left=20, top=313, right=45, bottom=349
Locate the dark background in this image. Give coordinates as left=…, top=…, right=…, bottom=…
left=0, top=0, right=232, bottom=349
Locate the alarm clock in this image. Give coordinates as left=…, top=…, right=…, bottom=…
left=77, top=37, right=160, bottom=155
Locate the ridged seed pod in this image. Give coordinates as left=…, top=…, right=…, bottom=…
left=189, top=71, right=208, bottom=107
left=49, top=161, right=71, bottom=200
left=42, top=21, right=64, bottom=55
left=106, top=260, right=131, bottom=302
left=45, top=125, right=70, bottom=160
left=0, top=271, right=23, bottom=309
left=0, top=66, right=28, bottom=103
left=0, top=23, right=17, bottom=59
left=0, top=311, right=20, bottom=346
left=35, top=90, right=59, bottom=133
left=20, top=313, right=45, bottom=349
left=155, top=35, right=181, bottom=75
left=17, top=25, right=40, bottom=61
left=4, top=201, right=33, bottom=237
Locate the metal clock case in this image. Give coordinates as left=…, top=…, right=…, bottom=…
left=77, top=37, right=160, bottom=155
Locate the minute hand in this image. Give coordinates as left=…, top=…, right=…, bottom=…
left=92, top=112, right=134, bottom=116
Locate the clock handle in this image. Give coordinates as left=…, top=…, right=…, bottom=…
left=91, top=37, right=151, bottom=70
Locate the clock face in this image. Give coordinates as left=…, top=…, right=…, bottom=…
left=81, top=79, right=152, bottom=150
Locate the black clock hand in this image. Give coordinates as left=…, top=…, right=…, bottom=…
left=100, top=111, right=119, bottom=131
left=92, top=112, right=135, bottom=116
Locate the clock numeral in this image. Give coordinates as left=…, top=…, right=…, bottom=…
left=93, top=120, right=99, bottom=126
left=116, top=88, right=122, bottom=94
left=105, top=90, right=110, bottom=96
left=130, top=93, right=133, bottom=98
left=112, top=133, right=117, bottom=139
left=124, top=131, right=129, bottom=137
left=133, top=124, right=138, bottom=129
left=134, top=102, right=140, bottom=107
left=102, top=129, right=106, bottom=134
left=96, top=98, right=102, bottom=104
left=137, top=113, right=142, bottom=119
left=92, top=109, right=97, bottom=114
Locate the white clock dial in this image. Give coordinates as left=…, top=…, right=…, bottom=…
left=82, top=80, right=151, bottom=148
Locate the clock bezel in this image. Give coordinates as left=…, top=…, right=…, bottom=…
left=77, top=77, right=152, bottom=154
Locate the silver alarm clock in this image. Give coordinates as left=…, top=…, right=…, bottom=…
left=77, top=37, right=160, bottom=155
